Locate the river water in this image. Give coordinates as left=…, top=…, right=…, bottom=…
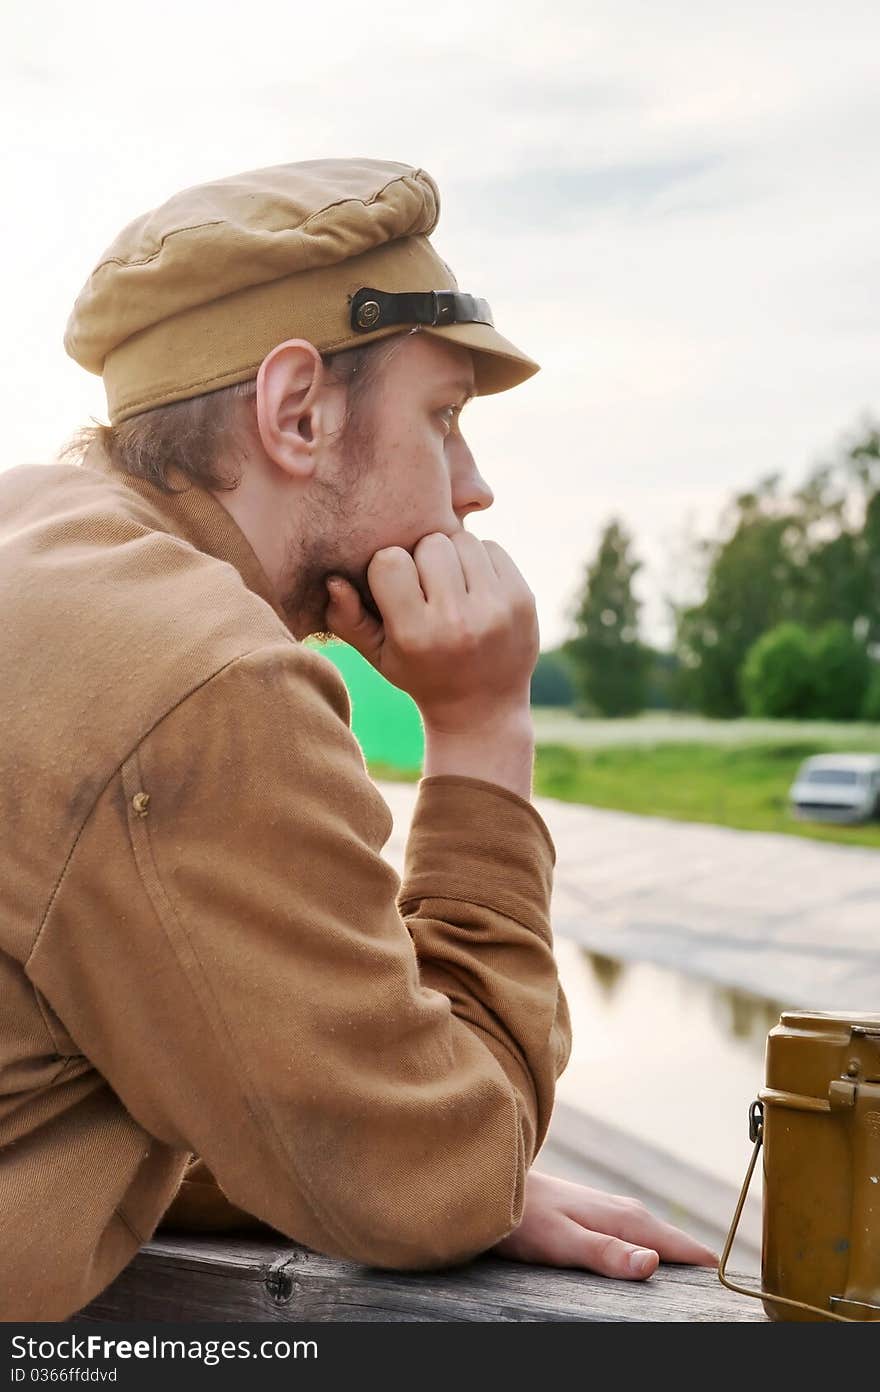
left=552, top=937, right=791, bottom=1191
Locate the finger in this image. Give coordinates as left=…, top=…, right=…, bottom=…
left=552, top=1216, right=660, bottom=1281
left=410, top=533, right=468, bottom=606
left=609, top=1206, right=718, bottom=1267
left=479, top=538, right=531, bottom=594
left=365, top=546, right=428, bottom=630
left=448, top=529, right=502, bottom=594
left=557, top=1189, right=719, bottom=1268
left=324, top=576, right=384, bottom=660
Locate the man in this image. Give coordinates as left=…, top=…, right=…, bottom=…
left=0, top=158, right=715, bottom=1321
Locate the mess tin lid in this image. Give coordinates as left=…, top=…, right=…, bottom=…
left=765, top=1010, right=880, bottom=1097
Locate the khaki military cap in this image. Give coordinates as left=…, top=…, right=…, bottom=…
left=64, top=157, right=540, bottom=424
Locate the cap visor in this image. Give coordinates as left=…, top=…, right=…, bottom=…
left=419, top=320, right=540, bottom=395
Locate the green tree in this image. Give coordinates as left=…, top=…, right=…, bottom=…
left=562, top=519, right=651, bottom=716
left=740, top=620, right=871, bottom=721
left=809, top=621, right=871, bottom=720
left=740, top=622, right=817, bottom=718
left=861, top=663, right=880, bottom=721
left=848, top=428, right=880, bottom=644
left=530, top=648, right=576, bottom=707
left=643, top=647, right=685, bottom=710
left=674, top=421, right=880, bottom=716
left=675, top=477, right=799, bottom=717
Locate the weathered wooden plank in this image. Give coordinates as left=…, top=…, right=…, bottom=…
left=75, top=1235, right=765, bottom=1322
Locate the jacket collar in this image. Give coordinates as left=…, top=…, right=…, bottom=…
left=81, top=438, right=291, bottom=632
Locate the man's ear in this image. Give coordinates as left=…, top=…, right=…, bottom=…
left=255, top=339, right=332, bottom=479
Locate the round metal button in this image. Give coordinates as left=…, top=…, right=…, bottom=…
left=356, top=300, right=381, bottom=329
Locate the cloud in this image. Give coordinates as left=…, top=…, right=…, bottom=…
left=2, top=0, right=879, bottom=652
left=456, top=155, right=727, bottom=231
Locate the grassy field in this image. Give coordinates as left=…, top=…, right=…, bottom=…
left=529, top=740, right=880, bottom=847
left=367, top=709, right=880, bottom=849
left=530, top=708, right=880, bottom=751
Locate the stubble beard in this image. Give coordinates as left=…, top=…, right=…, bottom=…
left=279, top=410, right=383, bottom=644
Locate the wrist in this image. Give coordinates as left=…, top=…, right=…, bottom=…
left=422, top=711, right=535, bottom=802
left=422, top=699, right=534, bottom=743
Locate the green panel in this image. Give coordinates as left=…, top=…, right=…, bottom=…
left=303, top=637, right=425, bottom=771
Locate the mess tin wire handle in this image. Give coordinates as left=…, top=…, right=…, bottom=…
left=717, top=1099, right=855, bottom=1323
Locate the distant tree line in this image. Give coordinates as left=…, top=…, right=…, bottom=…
left=531, top=420, right=880, bottom=720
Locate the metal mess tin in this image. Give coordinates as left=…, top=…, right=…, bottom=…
left=719, top=1009, right=880, bottom=1322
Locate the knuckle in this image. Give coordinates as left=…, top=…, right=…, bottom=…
left=474, top=595, right=503, bottom=626
left=451, top=619, right=481, bottom=652
left=596, top=1234, right=626, bottom=1267
left=436, top=608, right=467, bottom=639
left=517, top=585, right=537, bottom=613
left=397, top=627, right=429, bottom=655
left=369, top=546, right=406, bottom=569
left=415, top=532, right=447, bottom=554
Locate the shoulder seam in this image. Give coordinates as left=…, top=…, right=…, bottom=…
left=25, top=641, right=298, bottom=969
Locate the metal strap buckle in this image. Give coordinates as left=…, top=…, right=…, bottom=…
left=349, top=287, right=494, bottom=334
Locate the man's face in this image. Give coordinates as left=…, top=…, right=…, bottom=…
left=279, top=331, right=495, bottom=642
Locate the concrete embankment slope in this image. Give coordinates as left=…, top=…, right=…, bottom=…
left=538, top=796, right=880, bottom=1009
left=377, top=780, right=880, bottom=1008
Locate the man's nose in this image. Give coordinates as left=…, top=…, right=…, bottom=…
left=451, top=448, right=494, bottom=520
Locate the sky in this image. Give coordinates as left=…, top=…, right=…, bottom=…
left=3, top=0, right=879, bottom=649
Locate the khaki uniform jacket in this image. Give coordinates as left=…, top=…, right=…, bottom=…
left=0, top=443, right=572, bottom=1321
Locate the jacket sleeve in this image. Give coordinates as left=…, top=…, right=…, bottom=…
left=157, top=1155, right=276, bottom=1233
left=26, top=640, right=572, bottom=1270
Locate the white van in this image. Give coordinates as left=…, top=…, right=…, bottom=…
left=789, top=753, right=880, bottom=824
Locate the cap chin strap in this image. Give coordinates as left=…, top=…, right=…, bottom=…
left=349, top=286, right=494, bottom=334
